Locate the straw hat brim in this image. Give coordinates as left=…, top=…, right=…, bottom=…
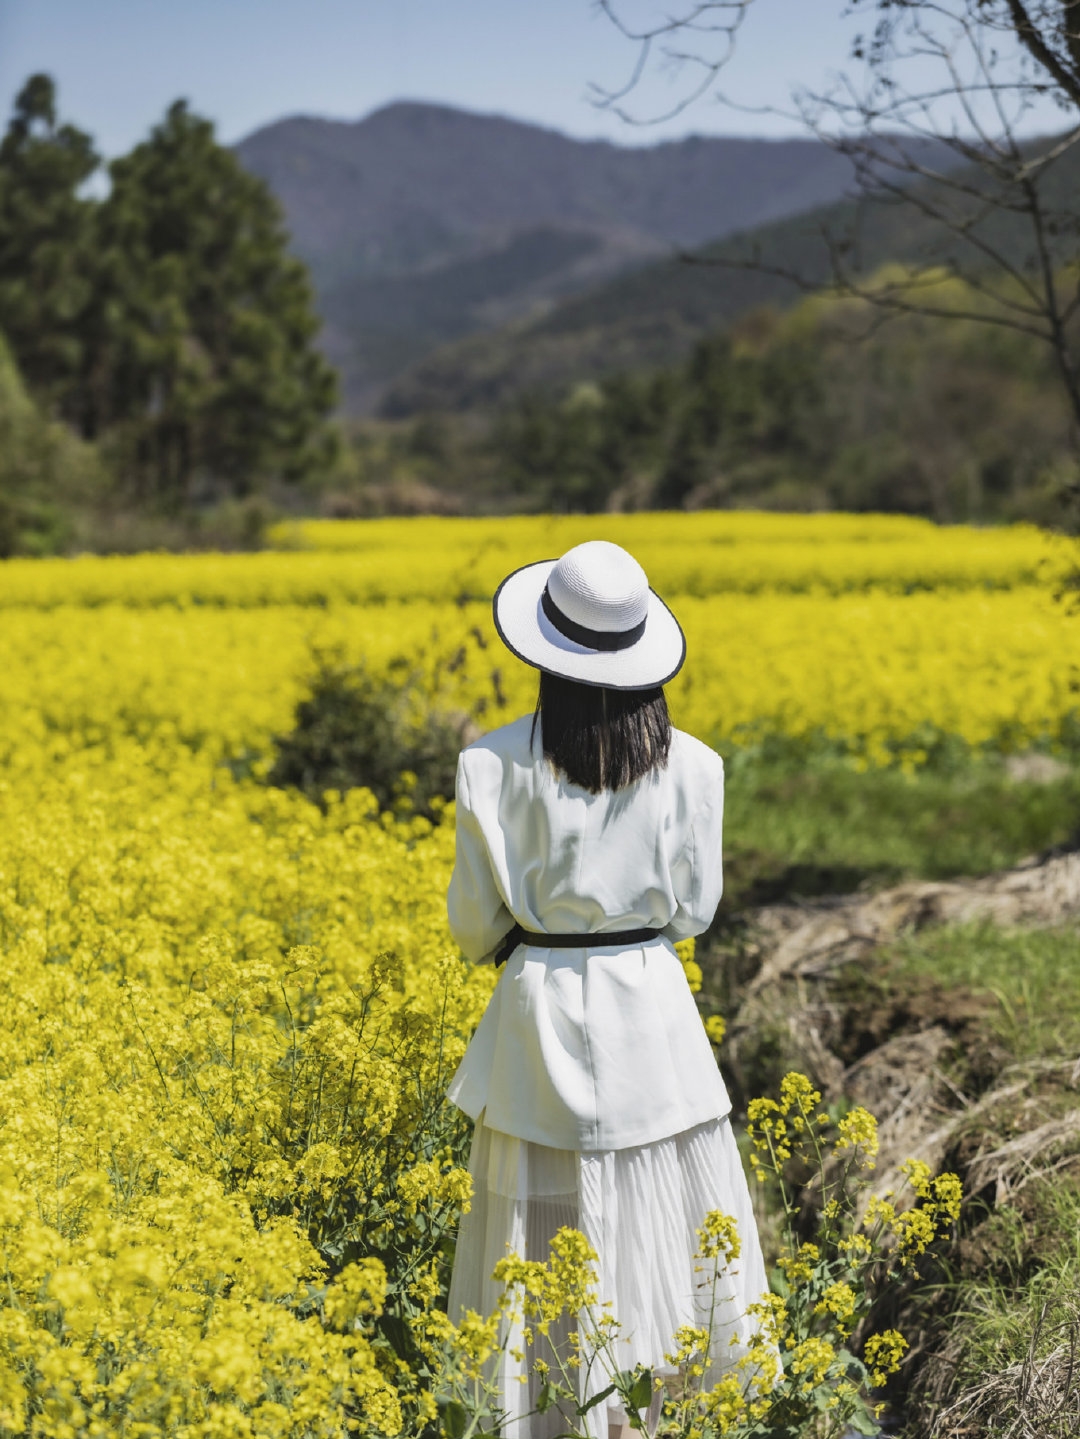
left=493, top=559, right=686, bottom=691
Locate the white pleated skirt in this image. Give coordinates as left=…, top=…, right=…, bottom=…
left=447, top=1112, right=771, bottom=1439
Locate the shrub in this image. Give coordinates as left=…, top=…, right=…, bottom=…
left=267, top=648, right=479, bottom=819
left=0, top=333, right=102, bottom=557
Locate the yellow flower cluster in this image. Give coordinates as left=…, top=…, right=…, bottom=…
left=777, top=1243, right=820, bottom=1286
left=265, top=512, right=1065, bottom=599
left=902, top=1158, right=964, bottom=1222
left=0, top=737, right=493, bottom=1434
left=674, top=937, right=703, bottom=993
left=786, top=1334, right=837, bottom=1391
left=862, top=1329, right=909, bottom=1388
left=695, top=1210, right=741, bottom=1263
left=703, top=1015, right=727, bottom=1047
left=745, top=1073, right=825, bottom=1180
left=658, top=1229, right=780, bottom=1431
left=492, top=1227, right=601, bottom=1338
left=433, top=1073, right=961, bottom=1438
left=735, top=1075, right=962, bottom=1432
left=3, top=531, right=1076, bottom=781
left=864, top=1161, right=964, bottom=1266
left=416, top=1304, right=503, bottom=1385
left=813, top=1280, right=857, bottom=1334
left=834, top=1107, right=881, bottom=1168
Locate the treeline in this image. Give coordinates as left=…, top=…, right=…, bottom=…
left=0, top=75, right=336, bottom=555
left=335, top=276, right=1076, bottom=525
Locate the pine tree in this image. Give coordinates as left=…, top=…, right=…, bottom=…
left=0, top=74, right=99, bottom=416
left=93, top=100, right=337, bottom=504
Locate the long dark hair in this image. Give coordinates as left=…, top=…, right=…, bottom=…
left=530, top=672, right=671, bottom=793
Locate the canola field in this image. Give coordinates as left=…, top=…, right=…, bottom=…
left=1, top=514, right=1076, bottom=775
left=0, top=513, right=1076, bottom=1436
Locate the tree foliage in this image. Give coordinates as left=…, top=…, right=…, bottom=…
left=485, top=280, right=1074, bottom=520
left=0, top=76, right=337, bottom=511
left=91, top=101, right=338, bottom=504
left=267, top=651, right=476, bottom=821
left=0, top=75, right=98, bottom=411
left=0, top=332, right=102, bottom=557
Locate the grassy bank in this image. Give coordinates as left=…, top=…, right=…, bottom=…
left=875, top=922, right=1080, bottom=1433
left=721, top=748, right=1080, bottom=913
left=700, top=747, right=1080, bottom=1435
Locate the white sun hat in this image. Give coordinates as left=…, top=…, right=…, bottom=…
left=492, top=539, right=686, bottom=690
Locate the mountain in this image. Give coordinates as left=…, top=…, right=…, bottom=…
left=378, top=131, right=1080, bottom=418
left=235, top=102, right=859, bottom=410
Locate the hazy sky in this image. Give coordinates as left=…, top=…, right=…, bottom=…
left=0, top=0, right=1063, bottom=160
left=0, top=0, right=887, bottom=155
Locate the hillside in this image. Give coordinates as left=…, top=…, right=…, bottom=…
left=234, top=102, right=858, bottom=410
left=380, top=131, right=1080, bottom=417
left=374, top=196, right=899, bottom=417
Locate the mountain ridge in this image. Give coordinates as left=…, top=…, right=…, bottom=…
left=234, top=101, right=859, bottom=410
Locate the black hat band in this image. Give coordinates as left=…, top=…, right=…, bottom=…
left=541, top=584, right=647, bottom=652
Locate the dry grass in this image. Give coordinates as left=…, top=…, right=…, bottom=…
left=966, top=1112, right=1080, bottom=1205
left=932, top=1302, right=1080, bottom=1438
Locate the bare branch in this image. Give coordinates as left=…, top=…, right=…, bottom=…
left=1006, top=0, right=1080, bottom=107
left=589, top=0, right=755, bottom=125
left=785, top=1, right=1080, bottom=438
left=594, top=0, right=1080, bottom=475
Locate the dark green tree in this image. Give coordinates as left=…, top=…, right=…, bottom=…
left=91, top=100, right=337, bottom=505
left=0, top=74, right=99, bottom=415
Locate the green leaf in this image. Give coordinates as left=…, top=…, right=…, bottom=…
left=838, top=1349, right=867, bottom=1380
left=578, top=1382, right=617, bottom=1415
left=441, top=1399, right=467, bottom=1439
left=847, top=1407, right=883, bottom=1435
left=627, top=1369, right=654, bottom=1412
left=536, top=1383, right=554, bottom=1414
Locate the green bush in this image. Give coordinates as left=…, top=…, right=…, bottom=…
left=0, top=333, right=102, bottom=557
left=267, top=649, right=476, bottom=819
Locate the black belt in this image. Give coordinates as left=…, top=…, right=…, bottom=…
left=494, top=924, right=662, bottom=968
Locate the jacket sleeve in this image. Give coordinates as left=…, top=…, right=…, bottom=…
left=447, top=752, right=515, bottom=965
left=662, top=756, right=724, bottom=941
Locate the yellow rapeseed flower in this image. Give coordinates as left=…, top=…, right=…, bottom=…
left=835, top=1107, right=880, bottom=1167
left=863, top=1329, right=909, bottom=1387
left=0, top=513, right=1049, bottom=1434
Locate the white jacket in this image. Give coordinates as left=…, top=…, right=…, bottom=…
left=446, top=714, right=732, bottom=1151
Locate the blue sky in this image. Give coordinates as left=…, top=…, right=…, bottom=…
left=0, top=0, right=886, bottom=155
left=0, top=0, right=1062, bottom=159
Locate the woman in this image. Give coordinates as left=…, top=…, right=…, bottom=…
left=445, top=540, right=770, bottom=1439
